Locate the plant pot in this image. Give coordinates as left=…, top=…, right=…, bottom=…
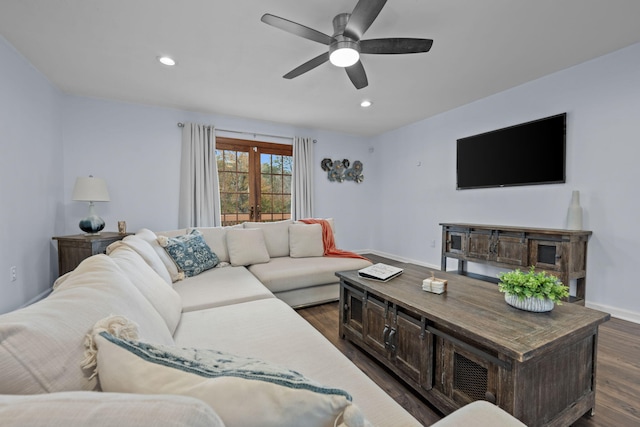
left=504, top=293, right=554, bottom=312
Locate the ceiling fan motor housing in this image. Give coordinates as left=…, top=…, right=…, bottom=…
left=330, top=13, right=360, bottom=67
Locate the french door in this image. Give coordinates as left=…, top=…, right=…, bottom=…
left=215, top=137, right=292, bottom=226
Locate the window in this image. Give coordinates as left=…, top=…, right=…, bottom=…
left=215, top=137, right=292, bottom=226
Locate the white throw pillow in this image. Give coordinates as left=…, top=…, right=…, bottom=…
left=244, top=220, right=292, bottom=258
left=86, top=321, right=366, bottom=427
left=289, top=223, right=325, bottom=258
left=226, top=228, right=270, bottom=266
left=136, top=228, right=183, bottom=283
left=295, top=217, right=335, bottom=233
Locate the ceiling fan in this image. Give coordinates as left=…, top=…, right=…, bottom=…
left=261, top=0, right=433, bottom=89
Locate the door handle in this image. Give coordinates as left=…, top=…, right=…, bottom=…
left=383, top=325, right=390, bottom=349
left=389, top=328, right=397, bottom=353
left=249, top=206, right=255, bottom=220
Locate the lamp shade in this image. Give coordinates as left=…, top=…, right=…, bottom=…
left=72, top=176, right=110, bottom=202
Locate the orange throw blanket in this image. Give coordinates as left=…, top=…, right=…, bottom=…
left=299, top=218, right=370, bottom=261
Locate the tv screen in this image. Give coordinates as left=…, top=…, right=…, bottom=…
left=456, top=113, right=566, bottom=190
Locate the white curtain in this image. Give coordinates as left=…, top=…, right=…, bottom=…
left=178, top=122, right=221, bottom=228
left=291, top=136, right=314, bottom=220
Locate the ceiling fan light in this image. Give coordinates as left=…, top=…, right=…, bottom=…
left=329, top=48, right=359, bottom=67
left=330, top=47, right=359, bottom=67
left=329, top=38, right=360, bottom=68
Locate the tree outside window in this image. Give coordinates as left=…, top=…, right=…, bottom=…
left=216, top=137, right=292, bottom=226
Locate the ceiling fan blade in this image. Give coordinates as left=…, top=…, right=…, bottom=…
left=360, top=38, right=434, bottom=54
left=345, top=61, right=368, bottom=89
left=344, top=0, right=387, bottom=41
left=261, top=14, right=333, bottom=45
left=283, top=52, right=330, bottom=79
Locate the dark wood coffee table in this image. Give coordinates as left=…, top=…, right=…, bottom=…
left=336, top=265, right=610, bottom=427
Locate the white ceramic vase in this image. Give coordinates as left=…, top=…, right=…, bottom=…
left=567, top=190, right=583, bottom=230
left=504, top=293, right=554, bottom=312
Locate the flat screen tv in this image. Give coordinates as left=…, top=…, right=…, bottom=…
left=456, top=113, right=566, bottom=190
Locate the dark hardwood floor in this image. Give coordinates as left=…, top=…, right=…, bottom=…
left=296, top=256, right=640, bottom=427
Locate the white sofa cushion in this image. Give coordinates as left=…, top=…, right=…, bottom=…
left=91, top=329, right=362, bottom=427
left=108, top=245, right=182, bottom=334
left=0, top=255, right=174, bottom=394
left=248, top=256, right=372, bottom=293
left=289, top=223, right=324, bottom=257
left=244, top=220, right=292, bottom=257
left=174, top=298, right=421, bottom=427
left=157, top=228, right=189, bottom=238
left=106, top=235, right=173, bottom=285
left=136, top=228, right=182, bottom=282
left=191, top=224, right=242, bottom=263
left=226, top=228, right=270, bottom=266
left=173, top=266, right=274, bottom=312
left=0, top=391, right=225, bottom=427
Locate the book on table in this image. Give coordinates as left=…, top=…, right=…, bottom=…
left=358, top=263, right=404, bottom=282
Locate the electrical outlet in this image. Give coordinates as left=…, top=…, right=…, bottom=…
left=10, top=266, right=17, bottom=282
left=430, top=240, right=436, bottom=248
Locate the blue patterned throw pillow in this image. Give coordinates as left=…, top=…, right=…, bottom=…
left=161, top=230, right=219, bottom=277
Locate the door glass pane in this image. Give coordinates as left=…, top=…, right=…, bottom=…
left=216, top=139, right=292, bottom=226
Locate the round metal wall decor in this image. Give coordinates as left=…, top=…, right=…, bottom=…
left=321, top=158, right=364, bottom=183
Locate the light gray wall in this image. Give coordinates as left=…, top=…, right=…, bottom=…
left=369, top=42, right=640, bottom=322
left=0, top=35, right=64, bottom=313
left=59, top=95, right=372, bottom=250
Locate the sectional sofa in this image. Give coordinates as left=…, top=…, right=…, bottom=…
left=0, top=219, right=525, bottom=426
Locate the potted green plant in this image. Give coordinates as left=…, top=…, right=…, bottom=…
left=497, top=266, right=569, bottom=312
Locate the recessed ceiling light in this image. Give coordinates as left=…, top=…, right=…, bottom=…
left=158, top=56, right=176, bottom=66
left=360, top=100, right=372, bottom=108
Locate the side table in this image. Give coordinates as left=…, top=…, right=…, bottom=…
left=52, top=232, right=129, bottom=276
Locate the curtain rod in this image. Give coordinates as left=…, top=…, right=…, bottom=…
left=177, top=122, right=297, bottom=142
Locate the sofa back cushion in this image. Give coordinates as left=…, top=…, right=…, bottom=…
left=0, top=255, right=174, bottom=394
left=191, top=224, right=242, bottom=263
left=108, top=245, right=183, bottom=334
left=107, top=235, right=173, bottom=285
left=244, top=220, right=292, bottom=258
left=135, top=228, right=182, bottom=283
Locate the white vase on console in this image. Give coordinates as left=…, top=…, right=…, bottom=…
left=567, top=190, right=583, bottom=230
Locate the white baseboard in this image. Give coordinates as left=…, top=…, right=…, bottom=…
left=358, top=249, right=640, bottom=325
left=361, top=249, right=441, bottom=271
left=585, top=302, right=640, bottom=325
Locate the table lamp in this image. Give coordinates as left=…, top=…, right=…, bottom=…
left=72, top=176, right=110, bottom=235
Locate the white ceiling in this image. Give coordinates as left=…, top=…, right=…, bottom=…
left=2, top=0, right=640, bottom=136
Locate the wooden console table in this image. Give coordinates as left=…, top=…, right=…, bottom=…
left=440, top=223, right=591, bottom=304
left=53, top=232, right=129, bottom=276
left=337, top=266, right=609, bottom=427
